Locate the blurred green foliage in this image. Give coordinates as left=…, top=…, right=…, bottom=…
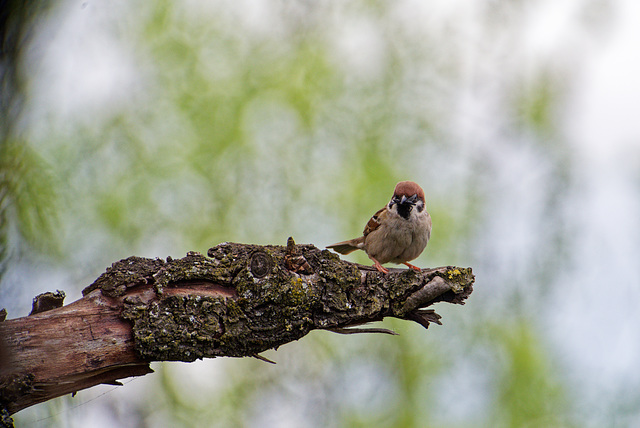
left=0, top=141, right=60, bottom=260
left=489, top=321, right=569, bottom=428
left=0, top=0, right=60, bottom=276
left=5, top=0, right=627, bottom=427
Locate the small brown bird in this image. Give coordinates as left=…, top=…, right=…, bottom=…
left=327, top=181, right=432, bottom=274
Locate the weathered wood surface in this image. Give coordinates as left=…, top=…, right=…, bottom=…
left=0, top=239, right=474, bottom=418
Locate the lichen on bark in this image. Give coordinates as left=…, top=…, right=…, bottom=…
left=84, top=240, right=475, bottom=362
left=0, top=240, right=474, bottom=420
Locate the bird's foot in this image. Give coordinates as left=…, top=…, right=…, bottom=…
left=373, top=260, right=389, bottom=274
left=402, top=262, right=422, bottom=272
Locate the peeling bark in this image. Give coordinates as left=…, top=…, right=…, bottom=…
left=0, top=239, right=474, bottom=421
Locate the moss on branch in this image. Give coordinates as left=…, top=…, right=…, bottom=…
left=0, top=238, right=473, bottom=421
left=85, top=239, right=474, bottom=362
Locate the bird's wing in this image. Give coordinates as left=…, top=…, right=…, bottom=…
left=363, top=206, right=388, bottom=237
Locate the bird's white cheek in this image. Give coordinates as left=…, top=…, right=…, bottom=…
left=409, top=210, right=422, bottom=222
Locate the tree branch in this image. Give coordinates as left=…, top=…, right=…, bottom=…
left=0, top=239, right=474, bottom=420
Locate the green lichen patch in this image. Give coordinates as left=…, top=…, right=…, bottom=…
left=384, top=268, right=423, bottom=300
left=0, top=373, right=34, bottom=418
left=122, top=243, right=330, bottom=360
left=1, top=408, right=13, bottom=428
left=113, top=242, right=474, bottom=361
left=83, top=256, right=166, bottom=297
left=443, top=267, right=474, bottom=294
left=152, top=251, right=239, bottom=295
left=123, top=294, right=228, bottom=361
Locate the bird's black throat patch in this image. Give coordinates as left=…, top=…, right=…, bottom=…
left=397, top=203, right=413, bottom=219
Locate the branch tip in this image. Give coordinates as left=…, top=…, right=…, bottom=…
left=407, top=309, right=443, bottom=330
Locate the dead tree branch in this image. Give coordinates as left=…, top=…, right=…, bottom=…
left=0, top=239, right=474, bottom=420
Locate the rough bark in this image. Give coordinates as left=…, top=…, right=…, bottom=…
left=0, top=239, right=474, bottom=422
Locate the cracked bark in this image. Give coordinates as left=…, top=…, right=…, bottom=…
left=0, top=239, right=474, bottom=423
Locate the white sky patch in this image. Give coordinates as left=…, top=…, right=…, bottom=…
left=330, top=16, right=387, bottom=81
left=566, top=0, right=640, bottom=162
left=524, top=0, right=584, bottom=57
left=543, top=0, right=640, bottom=416
left=24, top=0, right=139, bottom=135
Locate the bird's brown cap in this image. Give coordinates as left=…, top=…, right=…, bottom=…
left=393, top=181, right=425, bottom=202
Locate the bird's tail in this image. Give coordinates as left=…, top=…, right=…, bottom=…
left=326, top=237, right=365, bottom=255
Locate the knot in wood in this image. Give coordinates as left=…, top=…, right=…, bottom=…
left=249, top=251, right=273, bottom=278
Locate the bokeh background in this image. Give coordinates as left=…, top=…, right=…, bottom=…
left=2, top=0, right=640, bottom=427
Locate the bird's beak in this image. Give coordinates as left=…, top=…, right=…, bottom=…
left=398, top=194, right=418, bottom=206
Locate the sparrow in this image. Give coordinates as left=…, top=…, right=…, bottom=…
left=327, top=181, right=432, bottom=274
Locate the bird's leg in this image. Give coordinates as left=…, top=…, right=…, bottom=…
left=402, top=262, right=422, bottom=272
left=369, top=256, right=389, bottom=274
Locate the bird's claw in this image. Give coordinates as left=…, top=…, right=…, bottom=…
left=374, top=261, right=389, bottom=274
left=403, top=262, right=422, bottom=272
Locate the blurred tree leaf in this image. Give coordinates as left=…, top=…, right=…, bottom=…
left=0, top=0, right=59, bottom=279
left=489, top=321, right=569, bottom=427
left=0, top=140, right=60, bottom=275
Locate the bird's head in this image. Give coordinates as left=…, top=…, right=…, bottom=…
left=388, top=181, right=426, bottom=220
